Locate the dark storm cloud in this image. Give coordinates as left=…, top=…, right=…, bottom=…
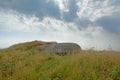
left=0, top=0, right=61, bottom=19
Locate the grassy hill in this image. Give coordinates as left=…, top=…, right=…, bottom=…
left=0, top=41, right=120, bottom=80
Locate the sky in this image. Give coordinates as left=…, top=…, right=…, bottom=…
left=0, top=0, right=120, bottom=51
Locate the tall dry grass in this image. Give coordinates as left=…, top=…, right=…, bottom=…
left=0, top=41, right=120, bottom=80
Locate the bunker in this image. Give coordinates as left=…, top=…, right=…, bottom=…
left=39, top=43, right=81, bottom=55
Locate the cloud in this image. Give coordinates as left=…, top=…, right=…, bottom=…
left=76, top=0, right=120, bottom=22
left=76, top=0, right=120, bottom=33
left=0, top=10, right=26, bottom=32
left=54, top=0, right=69, bottom=12
left=61, top=0, right=79, bottom=22
left=0, top=0, right=119, bottom=24
left=0, top=9, right=120, bottom=51
left=0, top=0, right=120, bottom=51
left=0, top=0, right=61, bottom=19
left=95, top=15, right=120, bottom=33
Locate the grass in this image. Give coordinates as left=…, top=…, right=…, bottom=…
left=0, top=41, right=120, bottom=80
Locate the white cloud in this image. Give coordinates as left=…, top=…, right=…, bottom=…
left=0, top=10, right=27, bottom=31
left=54, top=0, right=69, bottom=12
left=76, top=0, right=120, bottom=22
left=90, top=6, right=115, bottom=22
left=0, top=9, right=120, bottom=51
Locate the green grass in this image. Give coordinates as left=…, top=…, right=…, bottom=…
left=0, top=41, right=120, bottom=80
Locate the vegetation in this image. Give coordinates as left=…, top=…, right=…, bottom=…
left=0, top=41, right=120, bottom=80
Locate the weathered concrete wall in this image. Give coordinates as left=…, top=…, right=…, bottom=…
left=39, top=43, right=81, bottom=55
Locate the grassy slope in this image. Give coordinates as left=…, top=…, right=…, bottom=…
left=0, top=41, right=120, bottom=80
